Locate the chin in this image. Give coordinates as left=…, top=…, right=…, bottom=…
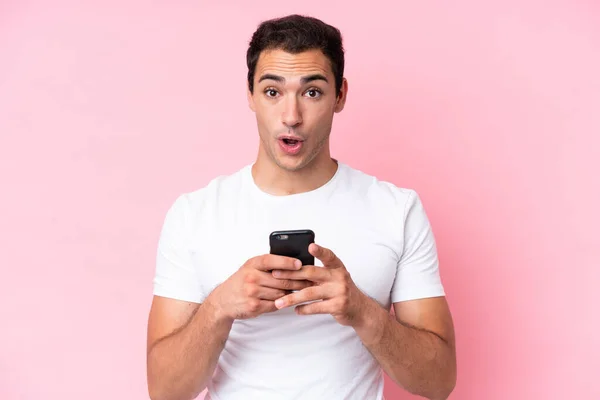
left=275, top=159, right=305, bottom=172
left=273, top=154, right=310, bottom=172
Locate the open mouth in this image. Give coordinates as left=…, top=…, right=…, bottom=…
left=278, top=137, right=304, bottom=155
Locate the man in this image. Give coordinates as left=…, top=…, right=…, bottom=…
left=146, top=14, right=456, bottom=400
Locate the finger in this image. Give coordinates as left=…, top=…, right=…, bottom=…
left=260, top=274, right=315, bottom=291
left=309, top=243, right=342, bottom=268
left=253, top=254, right=302, bottom=272
left=272, top=266, right=331, bottom=282
left=274, top=285, right=329, bottom=309
left=261, top=301, right=279, bottom=314
left=295, top=300, right=332, bottom=315
left=247, top=299, right=278, bottom=316
left=249, top=286, right=291, bottom=301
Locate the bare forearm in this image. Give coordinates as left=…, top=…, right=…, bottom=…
left=354, top=299, right=456, bottom=400
left=147, top=299, right=233, bottom=400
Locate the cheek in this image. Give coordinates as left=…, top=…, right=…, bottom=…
left=254, top=109, right=273, bottom=129
left=255, top=102, right=281, bottom=125
left=306, top=106, right=334, bottom=130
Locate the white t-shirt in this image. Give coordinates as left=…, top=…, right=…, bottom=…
left=153, top=161, right=445, bottom=400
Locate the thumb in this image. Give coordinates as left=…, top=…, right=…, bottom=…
left=309, top=243, right=342, bottom=268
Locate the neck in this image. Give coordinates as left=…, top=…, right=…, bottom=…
left=251, top=148, right=338, bottom=196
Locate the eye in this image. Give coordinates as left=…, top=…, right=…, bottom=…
left=264, top=88, right=279, bottom=98
left=305, top=88, right=322, bottom=98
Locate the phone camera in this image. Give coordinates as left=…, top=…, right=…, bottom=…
left=277, top=234, right=289, bottom=240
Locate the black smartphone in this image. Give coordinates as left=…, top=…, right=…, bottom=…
left=269, top=229, right=315, bottom=266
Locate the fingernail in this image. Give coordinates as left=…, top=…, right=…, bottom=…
left=294, top=259, right=302, bottom=268
left=275, top=299, right=284, bottom=308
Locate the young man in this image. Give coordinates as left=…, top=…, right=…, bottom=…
left=146, top=14, right=456, bottom=400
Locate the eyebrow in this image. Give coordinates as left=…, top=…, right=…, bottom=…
left=258, top=73, right=329, bottom=84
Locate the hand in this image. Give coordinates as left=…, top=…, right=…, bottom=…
left=206, top=254, right=315, bottom=323
left=271, top=243, right=369, bottom=327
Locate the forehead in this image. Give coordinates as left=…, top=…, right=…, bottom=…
left=255, top=49, right=333, bottom=81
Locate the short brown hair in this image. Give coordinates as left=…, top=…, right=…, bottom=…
left=246, top=14, right=345, bottom=96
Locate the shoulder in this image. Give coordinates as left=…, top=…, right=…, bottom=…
left=164, top=164, right=249, bottom=220
left=339, top=162, right=422, bottom=215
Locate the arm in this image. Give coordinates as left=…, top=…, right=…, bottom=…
left=147, top=254, right=310, bottom=400
left=273, top=244, right=456, bottom=399
left=147, top=194, right=230, bottom=400
left=353, top=295, right=456, bottom=400
left=146, top=295, right=233, bottom=400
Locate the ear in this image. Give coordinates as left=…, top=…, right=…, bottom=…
left=247, top=84, right=256, bottom=112
left=334, top=78, right=348, bottom=113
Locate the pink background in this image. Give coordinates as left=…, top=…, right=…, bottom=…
left=1, top=1, right=599, bottom=399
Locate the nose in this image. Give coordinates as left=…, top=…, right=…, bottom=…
left=281, top=95, right=302, bottom=128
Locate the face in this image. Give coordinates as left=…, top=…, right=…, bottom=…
left=248, top=48, right=348, bottom=172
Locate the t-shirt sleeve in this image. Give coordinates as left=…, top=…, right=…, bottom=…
left=390, top=190, right=446, bottom=303
left=152, top=194, right=205, bottom=303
